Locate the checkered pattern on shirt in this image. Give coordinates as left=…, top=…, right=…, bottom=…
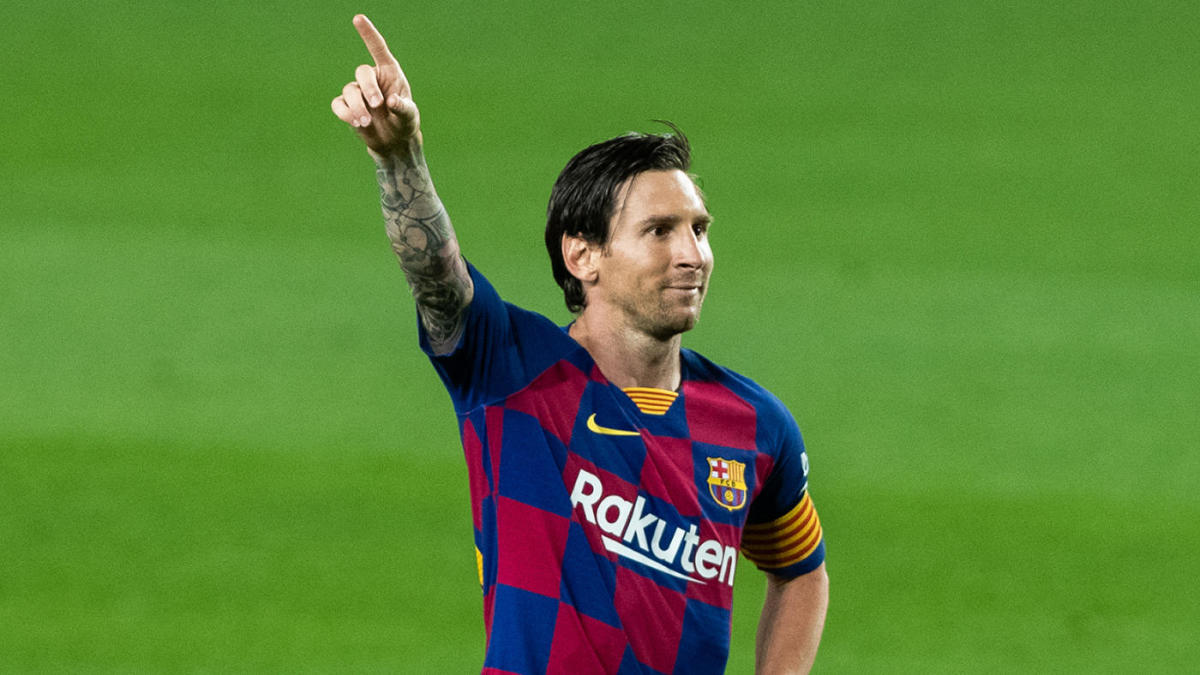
left=423, top=265, right=824, bottom=674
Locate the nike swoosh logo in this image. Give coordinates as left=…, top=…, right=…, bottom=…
left=587, top=413, right=640, bottom=437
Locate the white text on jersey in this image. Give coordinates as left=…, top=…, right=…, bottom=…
left=569, top=468, right=737, bottom=586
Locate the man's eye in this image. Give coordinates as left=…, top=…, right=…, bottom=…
left=693, top=223, right=709, bottom=236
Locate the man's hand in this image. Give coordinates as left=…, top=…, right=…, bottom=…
left=331, top=14, right=421, bottom=156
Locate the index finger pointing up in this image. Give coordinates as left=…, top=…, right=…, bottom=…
left=353, top=14, right=397, bottom=67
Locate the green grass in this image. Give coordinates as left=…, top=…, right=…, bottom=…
left=4, top=0, right=1198, bottom=671
left=4, top=438, right=476, bottom=671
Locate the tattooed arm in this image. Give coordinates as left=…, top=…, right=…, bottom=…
left=374, top=143, right=472, bottom=352
left=331, top=15, right=473, bottom=354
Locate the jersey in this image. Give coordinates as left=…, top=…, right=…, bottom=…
left=419, top=263, right=825, bottom=675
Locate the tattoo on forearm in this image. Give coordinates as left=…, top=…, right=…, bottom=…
left=375, top=148, right=471, bottom=349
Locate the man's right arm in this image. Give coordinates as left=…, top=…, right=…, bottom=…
left=373, top=142, right=472, bottom=353
left=331, top=15, right=473, bottom=354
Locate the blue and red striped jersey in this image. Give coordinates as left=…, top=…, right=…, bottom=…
left=419, top=264, right=824, bottom=674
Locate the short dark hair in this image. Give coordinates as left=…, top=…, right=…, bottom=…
left=544, top=123, right=693, bottom=313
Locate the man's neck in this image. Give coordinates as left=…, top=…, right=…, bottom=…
left=569, top=310, right=683, bottom=391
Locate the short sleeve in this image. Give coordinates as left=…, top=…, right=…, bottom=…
left=741, top=409, right=825, bottom=577
left=418, top=262, right=574, bottom=413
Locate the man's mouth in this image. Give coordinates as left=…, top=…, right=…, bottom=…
left=664, top=277, right=704, bottom=291
left=664, top=283, right=704, bottom=299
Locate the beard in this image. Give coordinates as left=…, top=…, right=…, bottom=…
left=626, top=284, right=707, bottom=341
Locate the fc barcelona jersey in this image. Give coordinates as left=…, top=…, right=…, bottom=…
left=419, top=264, right=825, bottom=675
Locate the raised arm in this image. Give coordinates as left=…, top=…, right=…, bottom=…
left=331, top=15, right=473, bottom=354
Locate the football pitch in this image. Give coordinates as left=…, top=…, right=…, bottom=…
left=3, top=1, right=1197, bottom=671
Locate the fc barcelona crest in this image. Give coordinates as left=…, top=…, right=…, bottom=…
left=706, top=457, right=748, bottom=511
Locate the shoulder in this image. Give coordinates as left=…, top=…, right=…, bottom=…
left=680, top=348, right=798, bottom=427
left=425, top=263, right=582, bottom=412
left=467, top=263, right=571, bottom=343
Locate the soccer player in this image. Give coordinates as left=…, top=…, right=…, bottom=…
left=332, top=15, right=829, bottom=674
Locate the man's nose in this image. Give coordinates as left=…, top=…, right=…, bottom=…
left=673, top=229, right=706, bottom=268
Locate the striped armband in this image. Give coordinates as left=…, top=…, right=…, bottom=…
left=741, top=492, right=823, bottom=570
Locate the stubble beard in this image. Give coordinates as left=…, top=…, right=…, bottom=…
left=629, top=286, right=706, bottom=341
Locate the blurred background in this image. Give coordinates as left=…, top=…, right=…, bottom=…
left=3, top=0, right=1197, bottom=671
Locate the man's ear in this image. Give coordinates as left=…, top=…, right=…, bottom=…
left=562, top=234, right=600, bottom=285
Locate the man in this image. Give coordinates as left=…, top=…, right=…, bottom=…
left=332, top=15, right=828, bottom=674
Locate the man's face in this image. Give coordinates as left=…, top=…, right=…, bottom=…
left=590, top=169, right=714, bottom=339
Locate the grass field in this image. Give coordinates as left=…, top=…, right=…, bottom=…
left=3, top=1, right=1198, bottom=671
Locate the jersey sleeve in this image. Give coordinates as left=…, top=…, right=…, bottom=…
left=418, top=262, right=571, bottom=414
left=741, top=407, right=826, bottom=577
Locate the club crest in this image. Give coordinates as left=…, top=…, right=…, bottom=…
left=706, top=457, right=747, bottom=511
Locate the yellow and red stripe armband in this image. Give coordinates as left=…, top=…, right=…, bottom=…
left=741, top=492, right=823, bottom=571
